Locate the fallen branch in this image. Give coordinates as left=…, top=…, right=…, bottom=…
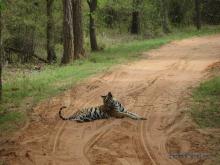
left=4, top=47, right=49, bottom=63
left=32, top=54, right=48, bottom=63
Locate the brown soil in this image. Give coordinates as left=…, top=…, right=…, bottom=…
left=1, top=35, right=220, bottom=165
left=205, top=61, right=220, bottom=73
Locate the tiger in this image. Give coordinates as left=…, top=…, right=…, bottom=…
left=59, top=92, right=146, bottom=122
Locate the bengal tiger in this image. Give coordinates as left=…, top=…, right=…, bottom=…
left=59, top=92, right=146, bottom=122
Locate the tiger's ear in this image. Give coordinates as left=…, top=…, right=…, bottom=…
left=108, top=92, right=113, bottom=97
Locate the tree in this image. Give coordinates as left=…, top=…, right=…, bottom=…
left=61, top=0, right=74, bottom=64
left=160, top=0, right=170, bottom=33
left=130, top=0, right=141, bottom=34
left=0, top=0, right=4, bottom=101
left=72, top=0, right=85, bottom=59
left=46, top=0, right=56, bottom=63
left=87, top=0, right=99, bottom=51
left=195, top=0, right=201, bottom=30
left=0, top=8, right=2, bottom=101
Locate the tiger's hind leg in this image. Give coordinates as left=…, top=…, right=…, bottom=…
left=74, top=115, right=92, bottom=122
left=119, top=111, right=147, bottom=120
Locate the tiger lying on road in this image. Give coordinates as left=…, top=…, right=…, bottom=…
left=59, top=92, right=146, bottom=122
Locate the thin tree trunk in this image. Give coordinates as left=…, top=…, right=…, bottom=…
left=46, top=0, right=56, bottom=63
left=87, top=0, right=99, bottom=51
left=72, top=0, right=85, bottom=59
left=61, top=0, right=74, bottom=64
left=195, top=0, right=202, bottom=30
left=106, top=7, right=114, bottom=28
left=130, top=0, right=140, bottom=34
left=23, top=26, right=35, bottom=63
left=160, top=0, right=170, bottom=33
left=0, top=9, right=2, bottom=101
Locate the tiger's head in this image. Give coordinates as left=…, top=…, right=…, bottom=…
left=101, top=92, right=116, bottom=108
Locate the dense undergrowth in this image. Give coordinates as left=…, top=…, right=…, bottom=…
left=191, top=76, right=220, bottom=128
left=1, top=26, right=220, bottom=135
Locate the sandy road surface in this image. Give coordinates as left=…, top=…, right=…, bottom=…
left=1, top=35, right=220, bottom=165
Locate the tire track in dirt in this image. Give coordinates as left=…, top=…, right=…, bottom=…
left=138, top=58, right=193, bottom=165
left=132, top=60, right=184, bottom=165
left=83, top=121, right=119, bottom=162
left=50, top=85, right=111, bottom=165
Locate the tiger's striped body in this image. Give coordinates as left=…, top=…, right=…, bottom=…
left=59, top=92, right=146, bottom=122
left=59, top=105, right=110, bottom=122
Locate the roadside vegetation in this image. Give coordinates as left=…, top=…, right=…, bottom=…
left=190, top=62, right=220, bottom=164
left=191, top=75, right=220, bottom=128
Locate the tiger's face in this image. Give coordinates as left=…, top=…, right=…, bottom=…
left=101, top=92, right=115, bottom=108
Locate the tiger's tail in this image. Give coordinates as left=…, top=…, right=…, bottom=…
left=140, top=117, right=147, bottom=120
left=59, top=106, right=69, bottom=120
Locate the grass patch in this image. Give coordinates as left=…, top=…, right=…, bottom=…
left=191, top=76, right=220, bottom=128
left=190, top=74, right=220, bottom=165
left=1, top=25, right=220, bottom=134
left=0, top=111, right=26, bottom=133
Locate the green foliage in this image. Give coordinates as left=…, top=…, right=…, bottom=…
left=0, top=111, right=25, bottom=134
left=191, top=76, right=220, bottom=128
left=141, top=0, right=161, bottom=35
left=96, top=0, right=132, bottom=29
left=3, top=1, right=45, bottom=62
left=168, top=0, right=194, bottom=25
left=2, top=0, right=63, bottom=62
left=202, top=0, right=220, bottom=25
left=0, top=0, right=6, bottom=10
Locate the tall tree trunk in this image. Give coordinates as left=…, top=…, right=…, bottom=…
left=72, top=0, right=85, bottom=59
left=87, top=0, right=99, bottom=51
left=61, top=0, right=74, bottom=64
left=160, top=0, right=170, bottom=33
left=0, top=9, right=2, bottom=101
left=130, top=0, right=140, bottom=34
left=46, top=0, right=56, bottom=63
left=195, top=0, right=202, bottom=30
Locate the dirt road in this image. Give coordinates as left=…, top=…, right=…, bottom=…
left=1, top=35, right=220, bottom=165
